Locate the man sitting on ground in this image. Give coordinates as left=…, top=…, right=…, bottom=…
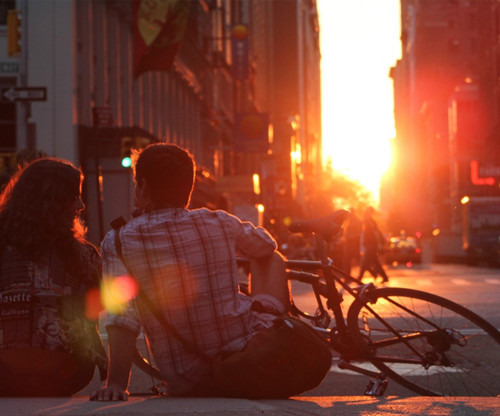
left=91, top=143, right=291, bottom=400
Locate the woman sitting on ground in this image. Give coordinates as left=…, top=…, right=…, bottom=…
left=0, top=158, right=107, bottom=396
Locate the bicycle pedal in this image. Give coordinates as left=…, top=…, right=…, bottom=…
left=150, top=384, right=167, bottom=396
left=364, top=375, right=388, bottom=396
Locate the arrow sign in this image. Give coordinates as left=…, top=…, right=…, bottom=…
left=1, top=87, right=47, bottom=102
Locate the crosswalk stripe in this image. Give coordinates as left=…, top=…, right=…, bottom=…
left=329, top=361, right=464, bottom=375
left=450, top=278, right=472, bottom=286
left=391, top=276, right=500, bottom=286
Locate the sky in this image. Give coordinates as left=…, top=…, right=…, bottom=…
left=316, top=0, right=402, bottom=201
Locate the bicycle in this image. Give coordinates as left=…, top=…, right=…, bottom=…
left=134, top=210, right=500, bottom=397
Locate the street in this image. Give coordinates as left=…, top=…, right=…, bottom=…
left=82, top=262, right=500, bottom=398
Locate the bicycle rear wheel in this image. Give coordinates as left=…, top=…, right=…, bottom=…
left=346, top=287, right=500, bottom=396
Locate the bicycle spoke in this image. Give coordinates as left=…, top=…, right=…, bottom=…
left=347, top=287, right=500, bottom=396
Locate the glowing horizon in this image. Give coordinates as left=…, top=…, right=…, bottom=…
left=317, top=0, right=402, bottom=202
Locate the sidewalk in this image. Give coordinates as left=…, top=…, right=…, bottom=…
left=1, top=395, right=499, bottom=416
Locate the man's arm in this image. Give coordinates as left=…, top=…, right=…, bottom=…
left=229, top=213, right=277, bottom=258
left=90, top=326, right=137, bottom=401
left=249, top=251, right=289, bottom=312
left=92, top=230, right=143, bottom=401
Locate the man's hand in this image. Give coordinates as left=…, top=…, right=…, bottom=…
left=90, top=383, right=129, bottom=401
left=88, top=326, right=137, bottom=402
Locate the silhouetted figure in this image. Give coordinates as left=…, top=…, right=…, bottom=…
left=0, top=158, right=106, bottom=396
left=92, top=144, right=300, bottom=401
left=358, top=206, right=389, bottom=282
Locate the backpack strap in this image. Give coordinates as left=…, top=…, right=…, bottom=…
left=110, top=217, right=210, bottom=362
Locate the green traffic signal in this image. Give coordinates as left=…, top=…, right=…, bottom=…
left=121, top=137, right=133, bottom=168
left=120, top=136, right=151, bottom=168
left=121, top=155, right=132, bottom=168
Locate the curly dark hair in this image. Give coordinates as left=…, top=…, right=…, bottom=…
left=133, top=143, right=195, bottom=208
left=0, top=158, right=87, bottom=263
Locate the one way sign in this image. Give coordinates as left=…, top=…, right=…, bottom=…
left=1, top=87, right=47, bottom=102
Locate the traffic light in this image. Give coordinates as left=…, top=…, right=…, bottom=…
left=120, top=137, right=152, bottom=168
left=7, top=10, right=21, bottom=57
left=121, top=137, right=133, bottom=168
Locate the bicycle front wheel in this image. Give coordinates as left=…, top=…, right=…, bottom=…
left=346, top=287, right=500, bottom=396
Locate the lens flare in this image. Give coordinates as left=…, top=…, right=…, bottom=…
left=101, top=275, right=139, bottom=314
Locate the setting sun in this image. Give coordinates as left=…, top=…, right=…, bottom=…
left=317, top=0, right=401, bottom=201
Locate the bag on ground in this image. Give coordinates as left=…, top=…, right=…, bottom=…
left=210, top=315, right=332, bottom=399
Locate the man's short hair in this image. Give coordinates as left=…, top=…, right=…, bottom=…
left=133, top=143, right=195, bottom=208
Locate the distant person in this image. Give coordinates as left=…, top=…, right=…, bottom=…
left=0, top=158, right=107, bottom=396
left=342, top=208, right=362, bottom=275
left=358, top=206, right=389, bottom=283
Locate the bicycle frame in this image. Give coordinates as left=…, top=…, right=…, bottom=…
left=279, top=217, right=469, bottom=394
left=280, top=225, right=500, bottom=396
left=284, top=235, right=427, bottom=353
left=284, top=235, right=369, bottom=333
left=247, top=238, right=389, bottom=394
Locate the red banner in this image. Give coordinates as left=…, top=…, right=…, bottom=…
left=133, top=0, right=191, bottom=79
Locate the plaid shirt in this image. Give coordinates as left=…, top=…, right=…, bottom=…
left=101, top=207, right=277, bottom=395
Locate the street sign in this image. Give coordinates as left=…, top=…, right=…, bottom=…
left=92, top=106, right=114, bottom=127
left=1, top=87, right=47, bottom=102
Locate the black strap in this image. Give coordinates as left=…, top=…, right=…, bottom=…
left=112, top=223, right=210, bottom=362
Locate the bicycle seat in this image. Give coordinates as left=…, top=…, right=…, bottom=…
left=289, top=210, right=350, bottom=242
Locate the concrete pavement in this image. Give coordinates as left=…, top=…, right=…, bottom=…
left=1, top=395, right=499, bottom=415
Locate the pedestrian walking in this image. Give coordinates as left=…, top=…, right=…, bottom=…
left=358, top=206, right=389, bottom=282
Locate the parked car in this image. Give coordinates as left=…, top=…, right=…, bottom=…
left=385, top=235, right=422, bottom=265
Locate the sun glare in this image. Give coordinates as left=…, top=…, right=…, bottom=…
left=325, top=136, right=393, bottom=197
left=317, top=0, right=401, bottom=201
left=101, top=275, right=139, bottom=314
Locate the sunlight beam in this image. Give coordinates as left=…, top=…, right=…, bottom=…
left=317, top=0, right=402, bottom=200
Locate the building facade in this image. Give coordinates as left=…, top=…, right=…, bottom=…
left=388, top=0, right=500, bottom=247
left=0, top=0, right=322, bottom=245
